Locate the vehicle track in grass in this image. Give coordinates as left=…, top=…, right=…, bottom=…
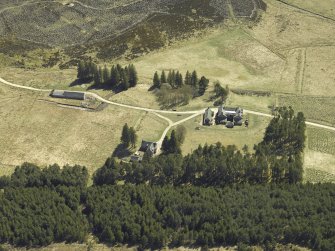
left=275, top=0, right=335, bottom=23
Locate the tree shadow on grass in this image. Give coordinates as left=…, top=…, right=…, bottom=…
left=87, top=84, right=127, bottom=93
left=69, top=78, right=92, bottom=87
left=112, top=144, right=132, bottom=159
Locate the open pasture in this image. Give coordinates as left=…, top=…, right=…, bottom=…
left=0, top=85, right=167, bottom=175
left=304, top=150, right=335, bottom=176
left=307, top=128, right=335, bottom=155
left=279, top=95, right=335, bottom=126
left=302, top=46, right=335, bottom=97
left=279, top=0, right=335, bottom=19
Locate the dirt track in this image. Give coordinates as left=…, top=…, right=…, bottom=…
left=1, top=76, right=334, bottom=152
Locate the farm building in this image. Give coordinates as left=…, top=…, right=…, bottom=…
left=130, top=140, right=158, bottom=162
left=203, top=107, right=214, bottom=125
left=216, top=105, right=227, bottom=124
left=216, top=105, right=243, bottom=126
left=50, top=90, right=86, bottom=100
left=226, top=121, right=234, bottom=128
left=139, top=140, right=158, bottom=155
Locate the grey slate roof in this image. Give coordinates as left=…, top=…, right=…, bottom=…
left=50, top=90, right=85, bottom=100
left=139, top=140, right=157, bottom=154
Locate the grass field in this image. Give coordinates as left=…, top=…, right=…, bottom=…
left=304, top=128, right=335, bottom=183
left=109, top=83, right=160, bottom=109
left=280, top=0, right=335, bottom=19
left=0, top=67, right=78, bottom=90
left=307, top=128, right=335, bottom=155
left=304, top=150, right=335, bottom=176
left=0, top=85, right=167, bottom=176
left=133, top=27, right=284, bottom=94
left=303, top=46, right=335, bottom=97
left=279, top=95, right=335, bottom=126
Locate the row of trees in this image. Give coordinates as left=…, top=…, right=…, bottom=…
left=93, top=107, right=305, bottom=186
left=161, top=126, right=186, bottom=155
left=153, top=70, right=209, bottom=97
left=0, top=162, right=88, bottom=189
left=213, top=81, right=230, bottom=105
left=77, top=60, right=138, bottom=90
left=85, top=184, right=335, bottom=250
left=93, top=143, right=303, bottom=187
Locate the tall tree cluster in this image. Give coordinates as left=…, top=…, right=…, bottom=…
left=161, top=130, right=182, bottom=155
left=0, top=163, right=89, bottom=247
left=121, top=123, right=137, bottom=148
left=94, top=107, right=306, bottom=186
left=213, top=81, right=229, bottom=104
left=161, top=126, right=186, bottom=155
left=153, top=70, right=209, bottom=97
left=0, top=162, right=88, bottom=189
left=77, top=60, right=138, bottom=90
left=85, top=184, right=335, bottom=250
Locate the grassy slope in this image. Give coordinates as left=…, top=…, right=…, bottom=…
left=0, top=0, right=334, bottom=181
left=0, top=85, right=167, bottom=175
left=280, top=0, right=335, bottom=19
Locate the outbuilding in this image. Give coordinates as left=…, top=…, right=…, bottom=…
left=50, top=90, right=86, bottom=100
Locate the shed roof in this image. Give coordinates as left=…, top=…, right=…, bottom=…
left=139, top=140, right=157, bottom=153
left=51, top=90, right=85, bottom=100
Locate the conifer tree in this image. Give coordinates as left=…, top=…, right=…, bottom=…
left=198, top=76, right=209, bottom=96
left=167, top=70, right=172, bottom=86
left=98, top=66, right=103, bottom=86
left=121, top=123, right=130, bottom=147
left=153, top=71, right=161, bottom=88
left=93, top=65, right=100, bottom=86
left=111, top=66, right=120, bottom=87
left=88, top=60, right=95, bottom=78
left=122, top=70, right=130, bottom=90
left=169, top=130, right=181, bottom=154
left=129, top=127, right=137, bottom=148
left=171, top=70, right=176, bottom=87
left=191, top=70, right=198, bottom=87
left=77, top=60, right=85, bottom=80
left=161, top=70, right=167, bottom=84
left=103, top=65, right=110, bottom=86
left=162, top=136, right=170, bottom=153
left=128, top=64, right=138, bottom=87
left=175, top=72, right=183, bottom=88
left=184, top=71, right=191, bottom=85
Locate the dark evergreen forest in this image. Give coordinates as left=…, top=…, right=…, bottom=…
left=85, top=184, right=335, bottom=250
left=0, top=107, right=334, bottom=250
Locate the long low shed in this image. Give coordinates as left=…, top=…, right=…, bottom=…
left=50, top=90, right=85, bottom=100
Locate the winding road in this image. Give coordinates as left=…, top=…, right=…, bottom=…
left=0, top=77, right=334, bottom=153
